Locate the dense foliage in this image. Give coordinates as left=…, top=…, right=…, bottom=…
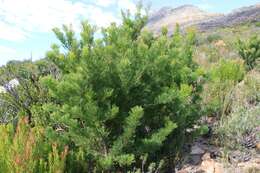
left=203, top=59, right=245, bottom=117
left=1, top=5, right=259, bottom=173
left=33, top=10, right=203, bottom=172
left=0, top=117, right=67, bottom=173
left=0, top=59, right=57, bottom=124
left=237, top=35, right=260, bottom=70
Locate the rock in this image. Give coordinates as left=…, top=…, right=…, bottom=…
left=214, top=163, right=224, bottom=173
left=176, top=170, right=189, bottom=173
left=189, top=155, right=203, bottom=165
left=242, top=133, right=257, bottom=149
left=191, top=145, right=205, bottom=155
left=210, top=150, right=222, bottom=159
left=229, top=150, right=252, bottom=164
left=201, top=159, right=224, bottom=173
left=256, top=143, right=260, bottom=150
left=202, top=153, right=211, bottom=161
left=201, top=159, right=215, bottom=173
left=228, top=151, right=243, bottom=163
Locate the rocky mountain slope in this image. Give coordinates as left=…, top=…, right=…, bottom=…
left=146, top=4, right=260, bottom=35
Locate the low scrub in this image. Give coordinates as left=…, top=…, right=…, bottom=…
left=202, top=59, right=245, bottom=117
left=0, top=117, right=67, bottom=173
left=216, top=70, right=260, bottom=149
left=216, top=105, right=260, bottom=149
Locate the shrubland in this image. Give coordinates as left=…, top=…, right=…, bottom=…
left=0, top=6, right=259, bottom=172
left=0, top=9, right=204, bottom=172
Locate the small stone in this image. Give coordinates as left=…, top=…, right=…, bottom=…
left=243, top=152, right=251, bottom=162
left=191, top=145, right=205, bottom=155
left=256, top=143, right=260, bottom=150
left=214, top=163, right=224, bottom=173
left=210, top=150, right=222, bottom=159
left=176, top=170, right=189, bottom=173
left=242, top=133, right=256, bottom=149
left=201, top=159, right=215, bottom=173
left=190, top=155, right=202, bottom=165
left=202, top=153, right=211, bottom=161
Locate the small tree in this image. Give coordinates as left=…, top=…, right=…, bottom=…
left=237, top=35, right=260, bottom=71
left=38, top=10, right=203, bottom=172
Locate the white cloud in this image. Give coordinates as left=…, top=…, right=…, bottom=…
left=95, top=0, right=116, bottom=7
left=0, top=21, right=27, bottom=41
left=0, top=46, right=17, bottom=56
left=117, top=0, right=137, bottom=13
left=197, top=3, right=213, bottom=11
left=197, top=0, right=213, bottom=11
left=87, top=8, right=120, bottom=27
left=0, top=0, right=120, bottom=41
left=0, top=46, right=24, bottom=65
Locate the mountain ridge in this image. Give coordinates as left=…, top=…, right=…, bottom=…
left=146, top=4, right=260, bottom=35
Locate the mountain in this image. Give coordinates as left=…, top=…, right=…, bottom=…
left=197, top=4, right=260, bottom=31
left=146, top=4, right=260, bottom=35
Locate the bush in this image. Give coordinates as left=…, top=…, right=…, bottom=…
left=206, top=33, right=222, bottom=43
left=255, top=21, right=260, bottom=27
left=216, top=104, right=260, bottom=149
left=0, top=59, right=56, bottom=124
left=237, top=35, right=260, bottom=71
left=36, top=10, right=203, bottom=172
left=229, top=70, right=260, bottom=110
left=215, top=70, right=260, bottom=149
left=203, top=59, right=245, bottom=117
left=0, top=117, right=67, bottom=173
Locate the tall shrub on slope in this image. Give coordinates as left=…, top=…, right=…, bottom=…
left=40, top=10, right=203, bottom=172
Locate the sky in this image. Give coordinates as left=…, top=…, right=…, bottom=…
left=0, top=0, right=259, bottom=66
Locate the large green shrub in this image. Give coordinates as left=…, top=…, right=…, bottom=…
left=36, top=10, right=203, bottom=172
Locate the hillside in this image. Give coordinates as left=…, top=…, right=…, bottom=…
left=146, top=4, right=260, bottom=35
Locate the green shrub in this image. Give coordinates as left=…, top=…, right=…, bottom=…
left=36, top=10, right=203, bottom=172
left=216, top=104, right=260, bottom=149
left=229, top=70, right=260, bottom=110
left=0, top=59, right=55, bottom=124
left=255, top=21, right=260, bottom=27
left=203, top=59, right=245, bottom=117
left=0, top=117, right=67, bottom=173
left=216, top=70, right=260, bottom=149
left=237, top=35, right=260, bottom=71
left=206, top=33, right=222, bottom=43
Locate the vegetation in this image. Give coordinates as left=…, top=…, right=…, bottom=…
left=216, top=70, right=260, bottom=149
left=202, top=59, right=245, bottom=117
left=237, top=35, right=260, bottom=70
left=0, top=10, right=205, bottom=172
left=0, top=117, right=67, bottom=173
left=206, top=33, right=222, bottom=43
left=0, top=5, right=259, bottom=173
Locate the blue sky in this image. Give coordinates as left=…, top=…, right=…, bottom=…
left=0, top=0, right=259, bottom=65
